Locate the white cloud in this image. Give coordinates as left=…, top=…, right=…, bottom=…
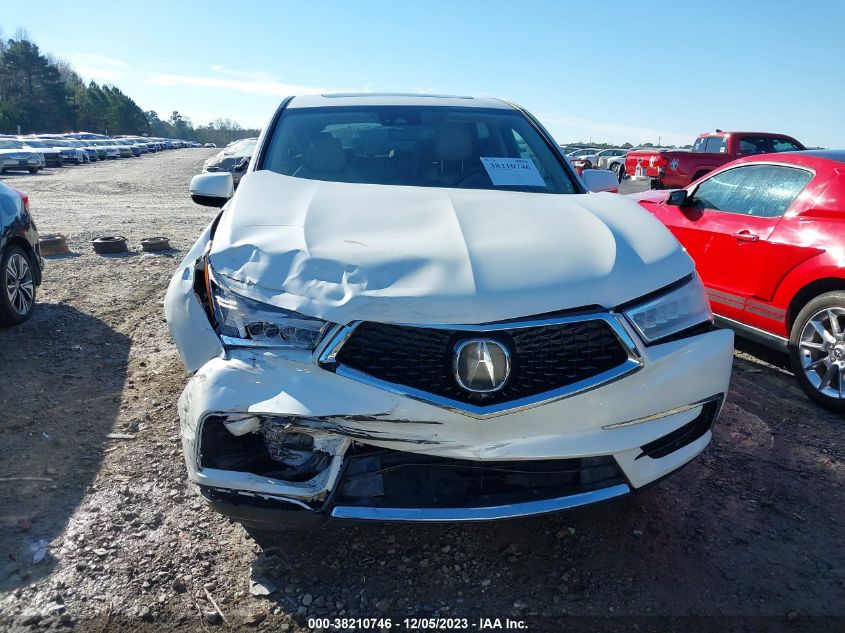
left=207, top=65, right=280, bottom=83
left=148, top=65, right=354, bottom=98
left=68, top=52, right=130, bottom=83
left=146, top=66, right=444, bottom=101
left=537, top=111, right=693, bottom=147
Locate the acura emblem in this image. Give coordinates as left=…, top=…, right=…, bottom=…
left=454, top=339, right=511, bottom=393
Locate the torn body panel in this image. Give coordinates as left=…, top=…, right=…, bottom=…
left=177, top=329, right=733, bottom=508
left=164, top=220, right=225, bottom=372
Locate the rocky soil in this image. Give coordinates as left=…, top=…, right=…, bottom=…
left=0, top=154, right=843, bottom=632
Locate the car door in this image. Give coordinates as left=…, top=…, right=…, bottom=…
left=652, top=163, right=814, bottom=320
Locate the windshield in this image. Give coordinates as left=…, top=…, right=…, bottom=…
left=224, top=139, right=255, bottom=155
left=0, top=140, right=22, bottom=149
left=22, top=139, right=47, bottom=148
left=230, top=140, right=256, bottom=157
left=261, top=106, right=577, bottom=193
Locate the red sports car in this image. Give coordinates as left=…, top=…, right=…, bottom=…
left=630, top=150, right=845, bottom=411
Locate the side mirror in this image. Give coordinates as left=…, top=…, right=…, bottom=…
left=666, top=190, right=688, bottom=206
left=582, top=169, right=619, bottom=193
left=190, top=172, right=233, bottom=207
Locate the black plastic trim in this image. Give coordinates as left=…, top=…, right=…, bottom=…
left=636, top=398, right=722, bottom=460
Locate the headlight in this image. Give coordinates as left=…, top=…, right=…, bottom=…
left=623, top=275, right=712, bottom=344
left=208, top=269, right=331, bottom=349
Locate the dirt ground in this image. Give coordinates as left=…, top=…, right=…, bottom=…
left=0, top=153, right=843, bottom=633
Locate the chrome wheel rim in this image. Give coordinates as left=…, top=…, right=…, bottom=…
left=4, top=252, right=34, bottom=317
left=798, top=307, right=845, bottom=399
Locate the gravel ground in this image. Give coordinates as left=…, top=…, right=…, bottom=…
left=1, top=154, right=843, bottom=633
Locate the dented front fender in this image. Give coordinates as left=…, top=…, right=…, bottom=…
left=165, top=220, right=225, bottom=372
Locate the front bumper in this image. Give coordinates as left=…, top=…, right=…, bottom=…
left=0, top=157, right=41, bottom=171
left=177, top=324, right=733, bottom=525
left=43, top=153, right=63, bottom=167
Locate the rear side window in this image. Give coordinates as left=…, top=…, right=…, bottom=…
left=772, top=137, right=804, bottom=152
left=739, top=136, right=771, bottom=155
left=689, top=164, right=813, bottom=218
left=692, top=136, right=727, bottom=153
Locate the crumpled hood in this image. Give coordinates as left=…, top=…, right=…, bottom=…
left=208, top=171, right=692, bottom=325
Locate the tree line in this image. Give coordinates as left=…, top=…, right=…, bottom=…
left=0, top=32, right=258, bottom=144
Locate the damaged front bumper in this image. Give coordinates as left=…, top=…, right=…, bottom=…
left=177, top=328, right=733, bottom=527
left=166, top=221, right=734, bottom=526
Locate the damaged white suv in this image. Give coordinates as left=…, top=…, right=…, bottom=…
left=166, top=94, right=733, bottom=527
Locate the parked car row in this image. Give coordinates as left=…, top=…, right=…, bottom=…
left=559, top=146, right=630, bottom=180
left=0, top=133, right=203, bottom=175
left=561, top=130, right=808, bottom=187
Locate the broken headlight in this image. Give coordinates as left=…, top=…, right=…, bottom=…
left=207, top=270, right=331, bottom=349
left=623, top=274, right=712, bottom=344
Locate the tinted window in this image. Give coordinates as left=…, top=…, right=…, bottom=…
left=739, top=136, right=771, bottom=155
left=262, top=106, right=577, bottom=193
left=705, top=137, right=727, bottom=153
left=693, top=136, right=727, bottom=153
left=772, top=137, right=803, bottom=152
left=689, top=164, right=813, bottom=218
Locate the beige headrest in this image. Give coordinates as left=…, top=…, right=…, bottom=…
left=306, top=134, right=346, bottom=172
left=434, top=123, right=473, bottom=162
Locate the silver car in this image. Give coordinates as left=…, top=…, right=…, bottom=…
left=0, top=139, right=42, bottom=174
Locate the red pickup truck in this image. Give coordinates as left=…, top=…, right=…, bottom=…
left=625, top=131, right=805, bottom=189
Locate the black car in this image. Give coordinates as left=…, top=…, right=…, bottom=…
left=0, top=181, right=42, bottom=325
left=202, top=138, right=258, bottom=188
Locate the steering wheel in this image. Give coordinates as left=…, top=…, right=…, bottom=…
left=452, top=168, right=490, bottom=188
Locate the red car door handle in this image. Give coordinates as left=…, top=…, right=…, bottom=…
left=733, top=230, right=759, bottom=242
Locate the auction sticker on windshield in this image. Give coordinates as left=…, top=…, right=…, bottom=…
left=480, top=157, right=546, bottom=187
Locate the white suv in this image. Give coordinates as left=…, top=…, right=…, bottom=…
left=166, top=94, right=733, bottom=528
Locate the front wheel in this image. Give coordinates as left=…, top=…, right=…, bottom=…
left=0, top=245, right=36, bottom=326
left=28, top=167, right=39, bottom=174
left=789, top=291, right=845, bottom=412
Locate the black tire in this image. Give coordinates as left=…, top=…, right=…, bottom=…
left=91, top=236, right=128, bottom=255
left=788, top=291, right=845, bottom=412
left=0, top=244, right=36, bottom=326
left=28, top=167, right=39, bottom=175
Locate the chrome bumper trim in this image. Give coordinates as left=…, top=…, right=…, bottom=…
left=330, top=483, right=630, bottom=522
left=602, top=393, right=724, bottom=430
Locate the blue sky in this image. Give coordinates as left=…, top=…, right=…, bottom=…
left=4, top=0, right=843, bottom=147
